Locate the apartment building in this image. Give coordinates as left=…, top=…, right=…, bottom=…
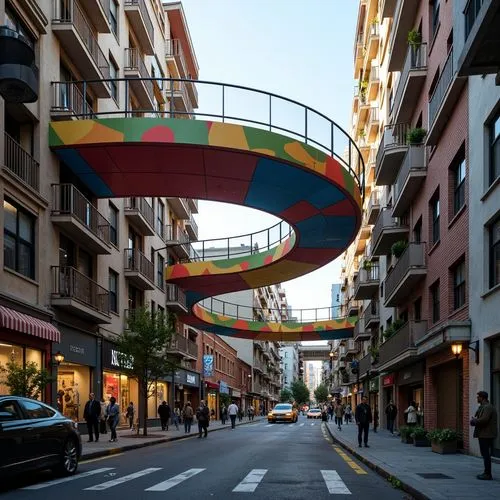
left=279, top=343, right=299, bottom=390
left=339, top=0, right=480, bottom=451
left=0, top=0, right=200, bottom=426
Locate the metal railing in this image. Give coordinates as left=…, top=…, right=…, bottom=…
left=186, top=215, right=198, bottom=235
left=3, top=132, right=39, bottom=191
left=429, top=48, right=454, bottom=128
left=393, top=145, right=426, bottom=204
left=51, top=184, right=111, bottom=244
left=393, top=43, right=427, bottom=116
left=358, top=353, right=371, bottom=375
left=364, top=299, right=379, bottom=325
left=465, top=0, right=484, bottom=39
left=376, top=122, right=409, bottom=171
left=166, top=284, right=187, bottom=309
left=385, top=242, right=426, bottom=299
left=372, top=208, right=408, bottom=248
left=165, top=38, right=187, bottom=74
left=379, top=320, right=428, bottom=366
left=165, top=79, right=193, bottom=114
left=51, top=81, right=96, bottom=116
left=124, top=197, right=155, bottom=229
left=124, top=0, right=154, bottom=47
left=168, top=333, right=198, bottom=358
left=369, top=22, right=380, bottom=39
left=124, top=248, right=154, bottom=283
left=51, top=266, right=110, bottom=314
left=49, top=77, right=365, bottom=198
left=51, top=0, right=110, bottom=79
left=370, top=65, right=380, bottom=83
left=124, top=47, right=154, bottom=102
left=368, top=189, right=380, bottom=212
left=355, top=263, right=380, bottom=286
left=368, top=107, right=379, bottom=124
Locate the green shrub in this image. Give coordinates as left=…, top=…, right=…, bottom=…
left=427, top=428, right=458, bottom=443
left=383, top=319, right=405, bottom=340
left=406, top=127, right=427, bottom=144
left=407, top=30, right=422, bottom=46
left=410, top=426, right=427, bottom=439
left=391, top=240, right=408, bottom=258
left=399, top=425, right=411, bottom=438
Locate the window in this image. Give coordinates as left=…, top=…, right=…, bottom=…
left=110, top=0, right=118, bottom=36
left=157, top=200, right=165, bottom=237
left=109, top=269, right=118, bottom=313
left=413, top=217, right=422, bottom=244
left=490, top=217, right=500, bottom=288
left=431, top=194, right=440, bottom=245
left=109, top=203, right=118, bottom=246
left=431, top=281, right=440, bottom=323
left=453, top=152, right=466, bottom=215
left=453, top=260, right=466, bottom=310
left=431, top=0, right=440, bottom=37
left=109, top=58, right=118, bottom=101
left=0, top=400, right=21, bottom=421
left=3, top=199, right=35, bottom=279
left=20, top=400, right=54, bottom=419
left=414, top=297, right=422, bottom=321
left=157, top=254, right=164, bottom=289
left=490, top=111, right=500, bottom=185
left=5, top=7, right=34, bottom=45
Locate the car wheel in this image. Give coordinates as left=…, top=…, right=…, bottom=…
left=54, top=437, right=79, bottom=476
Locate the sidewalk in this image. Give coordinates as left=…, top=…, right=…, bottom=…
left=325, top=420, right=500, bottom=499
left=81, top=417, right=263, bottom=461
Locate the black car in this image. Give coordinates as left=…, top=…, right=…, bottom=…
left=0, top=395, right=81, bottom=478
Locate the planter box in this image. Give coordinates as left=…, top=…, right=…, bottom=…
left=431, top=440, right=457, bottom=454
left=414, top=438, right=430, bottom=447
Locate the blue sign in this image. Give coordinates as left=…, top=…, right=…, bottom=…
left=219, top=381, right=229, bottom=394
left=203, top=355, right=214, bottom=377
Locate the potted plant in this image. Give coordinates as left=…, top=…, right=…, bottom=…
left=368, top=345, right=379, bottom=364
left=391, top=240, right=408, bottom=258
left=406, top=127, right=427, bottom=145
left=399, top=426, right=413, bottom=444
left=407, top=29, right=422, bottom=46
left=427, top=428, right=458, bottom=454
left=411, top=426, right=430, bottom=447
left=383, top=319, right=405, bottom=340
left=362, top=259, right=372, bottom=271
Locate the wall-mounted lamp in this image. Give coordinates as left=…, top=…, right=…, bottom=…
left=451, top=343, right=463, bottom=358
left=451, top=341, right=480, bottom=364
left=53, top=351, right=65, bottom=365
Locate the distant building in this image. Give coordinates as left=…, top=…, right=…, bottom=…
left=279, top=344, right=299, bottom=390
left=331, top=283, right=342, bottom=318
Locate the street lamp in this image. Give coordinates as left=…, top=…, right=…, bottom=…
left=451, top=341, right=479, bottom=364
left=53, top=351, right=65, bottom=365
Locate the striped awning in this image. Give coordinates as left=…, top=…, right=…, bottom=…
left=0, top=306, right=60, bottom=343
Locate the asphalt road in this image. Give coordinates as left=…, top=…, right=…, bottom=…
left=0, top=416, right=412, bottom=499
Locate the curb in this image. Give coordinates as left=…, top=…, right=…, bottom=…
left=323, top=423, right=431, bottom=500
left=81, top=419, right=261, bottom=461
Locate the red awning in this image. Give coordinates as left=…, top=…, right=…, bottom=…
left=205, top=381, right=219, bottom=390
left=0, top=306, right=60, bottom=343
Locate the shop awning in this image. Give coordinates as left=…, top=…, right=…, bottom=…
left=0, top=306, right=60, bottom=342
left=205, top=381, right=219, bottom=390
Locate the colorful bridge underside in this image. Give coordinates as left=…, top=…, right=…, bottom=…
left=49, top=118, right=362, bottom=341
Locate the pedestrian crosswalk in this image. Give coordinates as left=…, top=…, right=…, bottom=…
left=23, top=467, right=352, bottom=494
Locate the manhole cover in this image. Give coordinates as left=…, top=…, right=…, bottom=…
left=416, top=473, right=453, bottom=479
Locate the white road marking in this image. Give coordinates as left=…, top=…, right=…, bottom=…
left=300, top=423, right=305, bottom=426
left=265, top=424, right=273, bottom=427
left=311, top=423, right=315, bottom=426
left=321, top=470, right=351, bottom=494
left=23, top=468, right=115, bottom=490
left=84, top=468, right=162, bottom=490
left=145, top=468, right=205, bottom=491
left=232, top=469, right=268, bottom=492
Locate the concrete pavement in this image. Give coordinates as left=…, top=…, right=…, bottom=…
left=325, top=419, right=500, bottom=499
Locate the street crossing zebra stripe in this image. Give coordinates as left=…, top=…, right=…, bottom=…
left=23, top=468, right=115, bottom=490
left=232, top=469, right=268, bottom=492
left=321, top=470, right=352, bottom=494
left=145, top=468, right=206, bottom=491
left=84, top=468, right=162, bottom=490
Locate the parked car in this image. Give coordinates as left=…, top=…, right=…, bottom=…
left=307, top=408, right=322, bottom=419
left=267, top=403, right=298, bottom=423
left=0, top=396, right=81, bottom=478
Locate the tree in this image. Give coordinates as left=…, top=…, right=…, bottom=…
left=117, top=305, right=178, bottom=436
left=0, top=361, right=52, bottom=399
left=314, top=383, right=330, bottom=404
left=290, top=380, right=310, bottom=405
left=279, top=388, right=293, bottom=403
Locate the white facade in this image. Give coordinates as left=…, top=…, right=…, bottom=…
left=279, top=343, right=299, bottom=389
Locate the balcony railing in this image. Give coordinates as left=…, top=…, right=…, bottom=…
left=51, top=266, right=110, bottom=314
left=465, top=0, right=485, bottom=39
left=124, top=197, right=155, bottom=229
left=429, top=48, right=454, bottom=128
left=124, top=0, right=154, bottom=48
left=168, top=333, right=198, bottom=358
left=124, top=248, right=154, bottom=282
left=376, top=122, right=408, bottom=169
left=51, top=0, right=110, bottom=79
left=124, top=47, right=154, bottom=101
left=364, top=299, right=379, bottom=326
left=3, top=132, right=39, bottom=191
left=51, top=81, right=96, bottom=117
left=166, top=284, right=187, bottom=309
left=372, top=208, right=408, bottom=251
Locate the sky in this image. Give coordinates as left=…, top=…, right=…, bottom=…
left=179, top=0, right=359, bottom=330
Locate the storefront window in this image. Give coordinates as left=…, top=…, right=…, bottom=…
left=0, top=343, right=43, bottom=396
left=57, top=362, right=90, bottom=421
left=103, top=371, right=138, bottom=424
left=25, top=348, right=42, bottom=366
left=147, top=381, right=168, bottom=419
left=207, top=391, right=217, bottom=419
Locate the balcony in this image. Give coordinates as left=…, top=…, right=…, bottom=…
left=354, top=232, right=367, bottom=256
left=353, top=263, right=380, bottom=300
left=380, top=0, right=397, bottom=18
left=354, top=316, right=371, bottom=342
left=168, top=197, right=191, bottom=220
left=365, top=23, right=380, bottom=62
left=51, top=266, right=111, bottom=323
left=375, top=123, right=409, bottom=186
left=427, top=48, right=467, bottom=145
left=124, top=197, right=155, bottom=236
left=387, top=0, right=421, bottom=72
left=378, top=320, right=428, bottom=370
left=3, top=132, right=39, bottom=191
left=384, top=242, right=426, bottom=306
left=354, top=32, right=365, bottom=78
left=392, top=146, right=427, bottom=217
left=51, top=184, right=111, bottom=254
left=346, top=339, right=359, bottom=355
left=50, top=82, right=96, bottom=120
left=81, top=0, right=111, bottom=33
left=458, top=0, right=500, bottom=77
left=392, top=44, right=427, bottom=124
left=347, top=300, right=361, bottom=316
left=353, top=85, right=360, bottom=113
left=166, top=80, right=194, bottom=116
left=357, top=94, right=370, bottom=131
left=51, top=0, right=110, bottom=97
left=371, top=208, right=409, bottom=256
left=124, top=248, right=154, bottom=290
left=366, top=147, right=377, bottom=186
left=124, top=48, right=154, bottom=109
left=367, top=107, right=379, bottom=142
left=187, top=199, right=198, bottom=214
left=165, top=284, right=188, bottom=314
left=358, top=353, right=372, bottom=377
left=167, top=333, right=198, bottom=360
left=367, top=66, right=380, bottom=101
left=124, top=0, right=154, bottom=55
left=367, top=189, right=381, bottom=224
left=185, top=214, right=198, bottom=241
left=164, top=225, right=191, bottom=260
left=364, top=300, right=380, bottom=328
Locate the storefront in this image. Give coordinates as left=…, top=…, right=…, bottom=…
left=53, top=326, right=98, bottom=422
left=102, top=340, right=138, bottom=424
left=231, top=388, right=242, bottom=411
left=397, top=362, right=424, bottom=427
left=368, top=378, right=379, bottom=417
left=205, top=381, right=219, bottom=418
left=381, top=373, right=395, bottom=427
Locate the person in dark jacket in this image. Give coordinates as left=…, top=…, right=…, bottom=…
left=355, top=395, right=373, bottom=448
left=158, top=401, right=171, bottom=431
left=385, top=400, right=398, bottom=434
left=196, top=400, right=210, bottom=438
left=83, top=393, right=101, bottom=442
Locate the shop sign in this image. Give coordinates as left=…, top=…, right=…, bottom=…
left=369, top=378, right=379, bottom=392
left=102, top=341, right=133, bottom=370
left=186, top=374, right=196, bottom=385
left=232, top=389, right=241, bottom=398
left=397, top=362, right=424, bottom=386
left=219, top=381, right=229, bottom=394
left=382, top=374, right=395, bottom=387
left=55, top=327, right=97, bottom=366
left=203, top=354, right=214, bottom=377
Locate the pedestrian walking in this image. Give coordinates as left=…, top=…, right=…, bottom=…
left=173, top=406, right=180, bottom=430
left=470, top=391, right=498, bottom=480
left=106, top=396, right=120, bottom=442
left=249, top=405, right=255, bottom=421
left=228, top=401, right=239, bottom=429
left=355, top=396, right=372, bottom=448
left=404, top=401, right=418, bottom=428
left=334, top=400, right=344, bottom=431
left=83, top=393, right=101, bottom=443
left=158, top=400, right=171, bottom=431
left=221, top=404, right=227, bottom=425
left=344, top=404, right=352, bottom=424
left=99, top=397, right=108, bottom=435
left=125, top=402, right=135, bottom=431
left=385, top=400, right=398, bottom=434
left=196, top=400, right=210, bottom=438
left=183, top=401, right=194, bottom=433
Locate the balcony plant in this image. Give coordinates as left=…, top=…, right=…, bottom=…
left=368, top=345, right=379, bottom=364
left=399, top=425, right=413, bottom=444
left=427, top=428, right=458, bottom=454
left=362, top=259, right=372, bottom=271
left=411, top=426, right=430, bottom=447
left=383, top=318, right=405, bottom=340
left=407, top=29, right=422, bottom=46
left=406, top=127, right=427, bottom=145
left=391, top=240, right=408, bottom=258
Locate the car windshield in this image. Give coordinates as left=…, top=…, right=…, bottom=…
left=273, top=405, right=292, bottom=411
left=309, top=409, right=321, bottom=413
